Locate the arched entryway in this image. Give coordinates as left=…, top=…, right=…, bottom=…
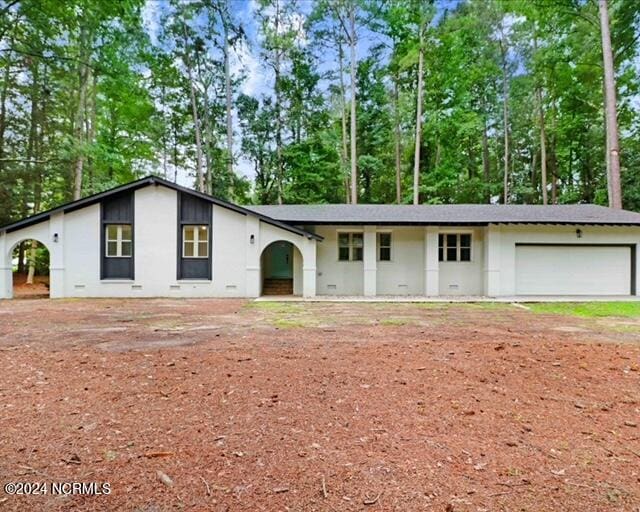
left=10, top=238, right=50, bottom=298
left=260, top=241, right=303, bottom=296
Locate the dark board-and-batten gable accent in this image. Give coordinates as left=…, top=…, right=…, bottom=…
left=177, top=191, right=213, bottom=280
left=100, top=191, right=134, bottom=280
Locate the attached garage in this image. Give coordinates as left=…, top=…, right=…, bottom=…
left=515, top=244, right=635, bottom=296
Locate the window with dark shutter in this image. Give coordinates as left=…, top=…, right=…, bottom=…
left=101, top=192, right=134, bottom=279
left=177, top=192, right=212, bottom=280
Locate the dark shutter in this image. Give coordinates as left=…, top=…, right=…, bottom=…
left=101, top=191, right=134, bottom=279
left=177, top=192, right=212, bottom=280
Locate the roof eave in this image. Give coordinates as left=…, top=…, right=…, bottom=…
left=0, top=176, right=323, bottom=241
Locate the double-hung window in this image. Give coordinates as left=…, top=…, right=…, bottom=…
left=105, top=224, right=132, bottom=257
left=338, top=232, right=363, bottom=261
left=377, top=232, right=392, bottom=261
left=438, top=233, right=472, bottom=262
left=183, top=225, right=209, bottom=258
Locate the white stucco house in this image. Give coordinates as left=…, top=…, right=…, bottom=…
left=1, top=175, right=640, bottom=299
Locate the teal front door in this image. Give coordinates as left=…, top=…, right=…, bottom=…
left=267, top=243, right=293, bottom=279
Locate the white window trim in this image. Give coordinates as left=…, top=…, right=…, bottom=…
left=337, top=231, right=364, bottom=262
left=105, top=224, right=132, bottom=258
left=183, top=225, right=209, bottom=259
left=377, top=231, right=392, bottom=262
left=439, top=232, right=473, bottom=263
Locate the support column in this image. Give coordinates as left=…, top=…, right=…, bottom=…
left=424, top=227, right=439, bottom=296
left=363, top=225, right=377, bottom=296
left=0, top=233, right=11, bottom=299
left=302, top=238, right=317, bottom=298
left=48, top=213, right=65, bottom=298
left=484, top=224, right=501, bottom=297
left=245, top=216, right=261, bottom=297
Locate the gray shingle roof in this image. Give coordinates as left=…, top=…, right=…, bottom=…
left=246, top=204, right=640, bottom=226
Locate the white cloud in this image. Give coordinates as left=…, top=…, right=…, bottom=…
left=232, top=39, right=268, bottom=97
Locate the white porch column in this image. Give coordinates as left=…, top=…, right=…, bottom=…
left=484, top=224, right=501, bottom=297
left=0, top=233, right=11, bottom=299
left=245, top=216, right=261, bottom=297
left=302, top=237, right=317, bottom=298
left=363, top=225, right=377, bottom=296
left=48, top=213, right=65, bottom=298
left=424, top=227, right=439, bottom=296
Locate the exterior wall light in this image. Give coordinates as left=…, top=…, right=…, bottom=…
left=576, top=229, right=583, bottom=239
left=250, top=234, right=255, bottom=244
left=53, top=233, right=59, bottom=243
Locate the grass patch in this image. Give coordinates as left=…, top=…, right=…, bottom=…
left=605, top=323, right=640, bottom=334
left=461, top=302, right=514, bottom=311
left=380, top=318, right=407, bottom=326
left=528, top=302, right=640, bottom=318
left=247, top=301, right=303, bottom=314
left=414, top=302, right=451, bottom=309
left=272, top=318, right=315, bottom=329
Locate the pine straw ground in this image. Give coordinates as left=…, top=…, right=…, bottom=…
left=0, top=299, right=639, bottom=512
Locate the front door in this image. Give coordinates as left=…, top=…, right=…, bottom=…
left=269, top=242, right=293, bottom=279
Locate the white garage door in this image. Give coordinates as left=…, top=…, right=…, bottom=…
left=515, top=245, right=632, bottom=296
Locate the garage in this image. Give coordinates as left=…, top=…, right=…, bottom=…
left=515, top=244, right=635, bottom=296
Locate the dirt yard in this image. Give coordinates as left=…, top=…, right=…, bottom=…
left=0, top=299, right=639, bottom=512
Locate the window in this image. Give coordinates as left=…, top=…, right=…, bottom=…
left=105, top=224, right=132, bottom=257
left=183, top=225, right=209, bottom=258
left=378, top=232, right=391, bottom=261
left=338, top=232, right=363, bottom=261
left=438, top=233, right=472, bottom=262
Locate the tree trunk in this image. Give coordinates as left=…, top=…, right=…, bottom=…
left=73, top=26, right=90, bottom=200
left=349, top=3, right=358, bottom=204
left=598, top=0, right=622, bottom=208
left=536, top=86, right=548, bottom=205
left=26, top=61, right=42, bottom=285
left=500, top=37, right=510, bottom=204
left=481, top=116, right=490, bottom=203
left=338, top=43, right=350, bottom=203
left=86, top=65, right=97, bottom=193
left=26, top=240, right=37, bottom=285
left=17, top=243, right=25, bottom=274
left=223, top=9, right=234, bottom=196
left=531, top=147, right=537, bottom=200
left=173, top=120, right=179, bottom=183
left=413, top=25, right=424, bottom=205
left=201, top=84, right=213, bottom=194
left=533, top=34, right=548, bottom=206
left=161, top=85, right=168, bottom=179
left=182, top=21, right=205, bottom=193
left=393, top=72, right=402, bottom=204
left=274, top=0, right=284, bottom=204
left=0, top=45, right=11, bottom=172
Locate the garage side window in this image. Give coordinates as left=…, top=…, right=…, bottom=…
left=105, top=224, right=132, bottom=257
left=338, top=232, right=363, bottom=261
left=439, top=233, right=472, bottom=262
left=378, top=232, right=391, bottom=261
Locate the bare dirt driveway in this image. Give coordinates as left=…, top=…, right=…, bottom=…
left=0, top=298, right=639, bottom=512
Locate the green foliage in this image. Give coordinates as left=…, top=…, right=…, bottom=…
left=528, top=302, right=640, bottom=318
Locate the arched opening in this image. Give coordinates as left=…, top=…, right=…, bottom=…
left=11, top=239, right=50, bottom=299
left=260, top=241, right=303, bottom=296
